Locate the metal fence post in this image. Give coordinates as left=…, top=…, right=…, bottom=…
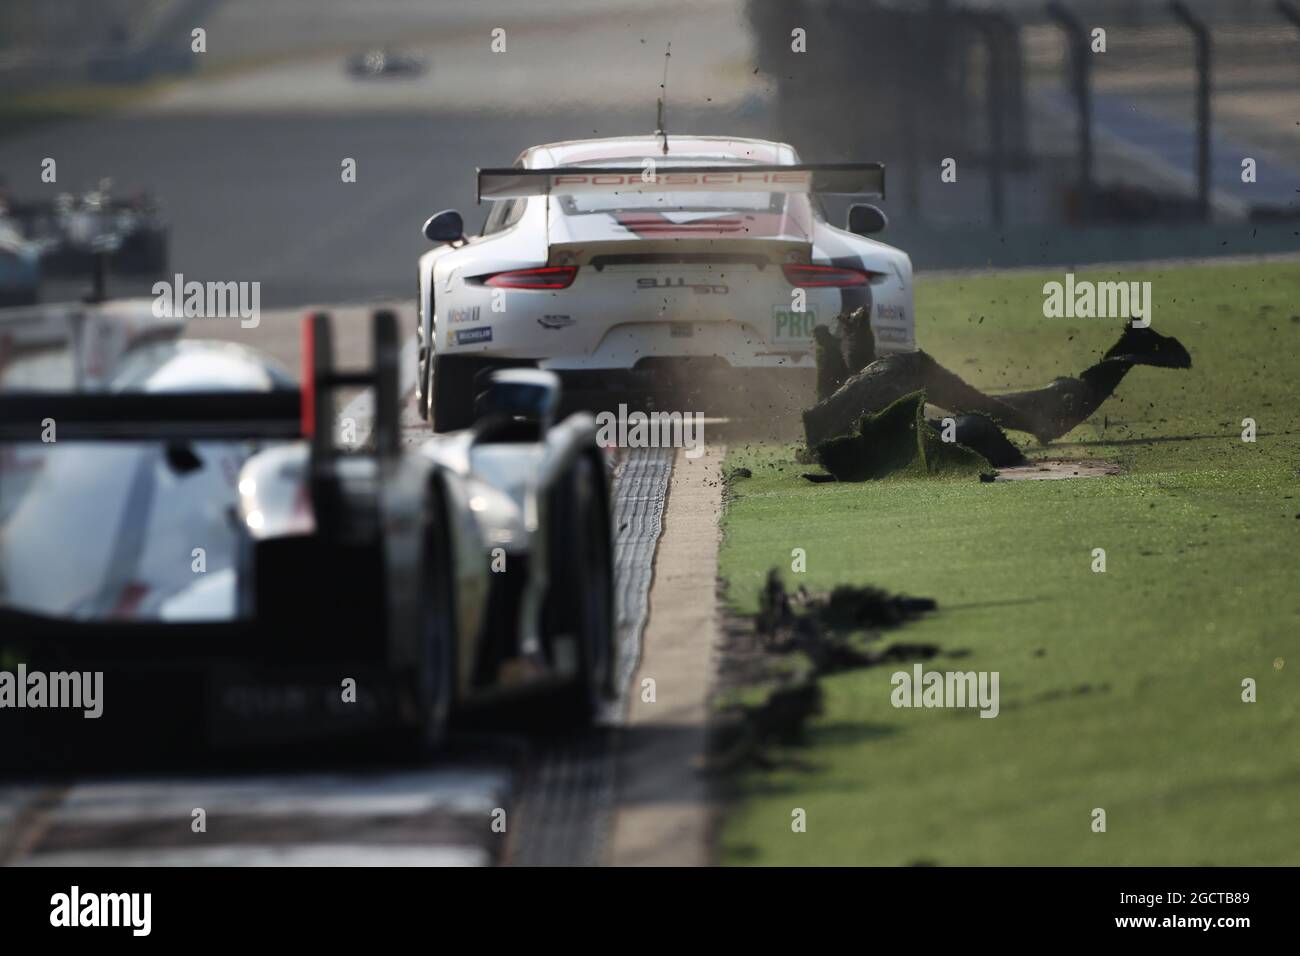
left=1170, top=1, right=1212, bottom=221
left=1045, top=2, right=1094, bottom=218
left=959, top=12, right=1008, bottom=227
left=1277, top=0, right=1300, bottom=31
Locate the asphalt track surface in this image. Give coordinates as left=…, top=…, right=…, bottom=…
left=0, top=107, right=776, bottom=309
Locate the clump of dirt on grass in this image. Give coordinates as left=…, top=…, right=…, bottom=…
left=712, top=570, right=939, bottom=768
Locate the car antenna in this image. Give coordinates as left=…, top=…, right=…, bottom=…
left=654, top=42, right=671, bottom=155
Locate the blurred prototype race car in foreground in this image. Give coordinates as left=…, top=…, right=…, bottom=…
left=415, top=134, right=914, bottom=431
left=0, top=305, right=614, bottom=769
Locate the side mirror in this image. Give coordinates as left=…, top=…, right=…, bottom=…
left=847, top=203, right=888, bottom=236
left=423, top=209, right=464, bottom=244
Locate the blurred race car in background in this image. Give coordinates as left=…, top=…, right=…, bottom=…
left=0, top=217, right=41, bottom=307
left=346, top=47, right=427, bottom=78
left=415, top=134, right=914, bottom=431
left=0, top=305, right=615, bottom=769
left=5, top=179, right=169, bottom=277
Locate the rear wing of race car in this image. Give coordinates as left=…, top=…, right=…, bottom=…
left=0, top=309, right=405, bottom=566
left=0, top=311, right=417, bottom=765
left=476, top=163, right=885, bottom=203
left=0, top=389, right=301, bottom=441
left=0, top=310, right=402, bottom=456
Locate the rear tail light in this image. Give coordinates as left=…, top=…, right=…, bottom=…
left=482, top=266, right=578, bottom=290
left=782, top=263, right=879, bottom=287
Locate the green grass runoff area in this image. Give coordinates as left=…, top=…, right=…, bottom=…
left=719, top=261, right=1300, bottom=865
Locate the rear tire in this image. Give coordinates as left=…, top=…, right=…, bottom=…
left=415, top=335, right=429, bottom=422
left=543, top=453, right=615, bottom=723
left=431, top=354, right=479, bottom=432
left=415, top=481, right=457, bottom=752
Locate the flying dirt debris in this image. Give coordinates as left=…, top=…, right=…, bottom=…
left=803, top=309, right=1192, bottom=479
left=757, top=569, right=937, bottom=655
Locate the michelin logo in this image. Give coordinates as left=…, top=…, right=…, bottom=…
left=454, top=327, right=493, bottom=345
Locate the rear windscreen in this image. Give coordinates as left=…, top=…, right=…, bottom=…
left=554, top=191, right=815, bottom=242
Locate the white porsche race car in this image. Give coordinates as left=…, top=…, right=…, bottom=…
left=416, top=135, right=915, bottom=431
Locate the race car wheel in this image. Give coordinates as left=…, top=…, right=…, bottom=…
left=416, top=342, right=428, bottom=419
left=416, top=346, right=430, bottom=422
left=415, top=480, right=457, bottom=751
left=430, top=354, right=478, bottom=432
left=415, top=291, right=429, bottom=419
left=544, top=452, right=615, bottom=723
left=112, top=230, right=169, bottom=275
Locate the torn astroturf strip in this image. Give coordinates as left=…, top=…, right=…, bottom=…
left=812, top=390, right=993, bottom=481
left=804, top=323, right=1192, bottom=451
